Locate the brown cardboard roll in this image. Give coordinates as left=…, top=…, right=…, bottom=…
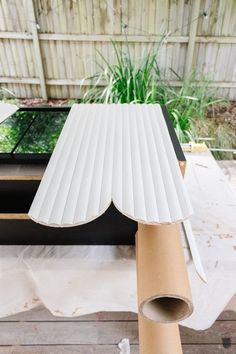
left=138, top=314, right=183, bottom=354
left=136, top=223, right=193, bottom=322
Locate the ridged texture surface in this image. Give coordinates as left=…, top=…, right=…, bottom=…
left=0, top=103, right=18, bottom=123
left=29, top=104, right=193, bottom=226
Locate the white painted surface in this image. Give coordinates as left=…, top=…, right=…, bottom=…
left=29, top=104, right=193, bottom=225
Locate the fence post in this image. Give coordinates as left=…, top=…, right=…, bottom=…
left=27, top=0, right=48, bottom=100
left=184, top=0, right=201, bottom=76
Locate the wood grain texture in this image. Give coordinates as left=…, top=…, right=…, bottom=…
left=0, top=345, right=236, bottom=354
left=0, top=176, right=42, bottom=180
left=0, top=213, right=29, bottom=219
left=0, top=319, right=235, bottom=345
left=0, top=0, right=235, bottom=99
left=2, top=307, right=236, bottom=322
left=0, top=307, right=235, bottom=352
left=0, top=308, right=138, bottom=321
left=27, top=0, right=47, bottom=99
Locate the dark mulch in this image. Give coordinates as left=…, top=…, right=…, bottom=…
left=207, top=101, right=236, bottom=131
left=18, top=98, right=71, bottom=107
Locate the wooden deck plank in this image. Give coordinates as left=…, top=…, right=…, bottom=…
left=0, top=321, right=138, bottom=345
left=180, top=321, right=236, bottom=344
left=0, top=307, right=138, bottom=322
left=0, top=345, right=235, bottom=354
left=2, top=307, right=235, bottom=322
left=0, top=321, right=235, bottom=345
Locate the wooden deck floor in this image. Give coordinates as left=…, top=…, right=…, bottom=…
left=0, top=307, right=235, bottom=353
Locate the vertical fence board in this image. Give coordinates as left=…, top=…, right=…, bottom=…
left=0, top=0, right=235, bottom=99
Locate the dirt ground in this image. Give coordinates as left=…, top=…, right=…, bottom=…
left=18, top=98, right=70, bottom=107
left=207, top=101, right=236, bottom=132
left=19, top=99, right=236, bottom=131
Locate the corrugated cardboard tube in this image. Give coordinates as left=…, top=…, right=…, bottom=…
left=138, top=314, right=183, bottom=354
left=136, top=223, right=193, bottom=322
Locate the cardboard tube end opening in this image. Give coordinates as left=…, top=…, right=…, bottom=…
left=141, top=296, right=192, bottom=323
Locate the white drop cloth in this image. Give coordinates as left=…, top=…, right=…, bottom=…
left=0, top=151, right=236, bottom=330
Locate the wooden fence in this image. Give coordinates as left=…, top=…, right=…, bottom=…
left=0, top=0, right=236, bottom=99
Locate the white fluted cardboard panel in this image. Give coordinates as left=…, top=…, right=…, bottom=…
left=29, top=104, right=193, bottom=226
left=0, top=103, right=18, bottom=123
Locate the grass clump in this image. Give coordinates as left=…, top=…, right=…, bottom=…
left=83, top=40, right=165, bottom=104
left=82, top=40, right=224, bottom=144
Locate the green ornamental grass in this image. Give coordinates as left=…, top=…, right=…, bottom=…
left=82, top=39, right=224, bottom=144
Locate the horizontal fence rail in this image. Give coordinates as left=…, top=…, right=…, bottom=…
left=0, top=0, right=235, bottom=99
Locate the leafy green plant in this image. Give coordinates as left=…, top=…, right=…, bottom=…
left=163, top=71, right=225, bottom=142
left=82, top=40, right=224, bottom=143
left=83, top=39, right=165, bottom=104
